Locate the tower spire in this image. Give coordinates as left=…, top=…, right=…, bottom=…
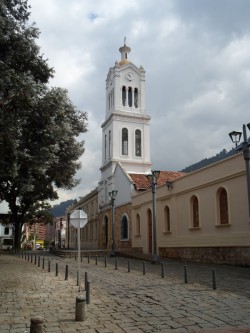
left=119, top=38, right=131, bottom=66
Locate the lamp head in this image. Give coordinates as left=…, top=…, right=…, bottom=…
left=152, top=170, right=160, bottom=180
left=229, top=130, right=242, bottom=148
left=166, top=181, right=173, bottom=190
left=109, top=190, right=118, bottom=199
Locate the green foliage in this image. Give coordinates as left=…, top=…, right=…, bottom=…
left=0, top=0, right=88, bottom=247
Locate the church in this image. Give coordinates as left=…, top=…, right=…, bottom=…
left=66, top=42, right=250, bottom=265
left=66, top=41, right=183, bottom=253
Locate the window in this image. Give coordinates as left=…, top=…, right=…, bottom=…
left=135, top=213, right=141, bottom=236
left=122, top=128, right=128, bottom=155
left=128, top=87, right=132, bottom=107
left=109, top=130, right=111, bottom=158
left=163, top=206, right=171, bottom=232
left=122, top=86, right=126, bottom=106
left=135, top=129, right=141, bottom=157
left=134, top=88, right=138, bottom=108
left=4, top=227, right=9, bottom=235
left=218, top=188, right=229, bottom=224
left=104, top=134, right=107, bottom=161
left=191, top=195, right=199, bottom=228
left=121, top=215, right=129, bottom=240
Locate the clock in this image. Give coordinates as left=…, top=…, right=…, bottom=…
left=126, top=72, right=134, bottom=81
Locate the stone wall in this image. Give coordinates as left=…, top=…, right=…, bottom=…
left=159, top=246, right=250, bottom=266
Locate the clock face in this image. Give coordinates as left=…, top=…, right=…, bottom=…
left=126, top=72, right=134, bottom=81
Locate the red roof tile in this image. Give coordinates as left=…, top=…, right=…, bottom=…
left=129, top=171, right=185, bottom=191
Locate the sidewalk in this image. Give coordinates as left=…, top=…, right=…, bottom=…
left=0, top=252, right=250, bottom=333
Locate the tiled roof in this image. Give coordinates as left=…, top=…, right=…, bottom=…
left=129, top=171, right=185, bottom=191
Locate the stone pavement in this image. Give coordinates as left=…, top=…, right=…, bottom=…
left=0, top=252, right=250, bottom=333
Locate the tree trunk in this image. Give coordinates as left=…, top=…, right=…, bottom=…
left=14, top=219, right=21, bottom=250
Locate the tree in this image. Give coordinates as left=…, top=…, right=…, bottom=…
left=0, top=0, right=88, bottom=248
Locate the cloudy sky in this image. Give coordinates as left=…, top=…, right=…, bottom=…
left=4, top=0, right=250, bottom=210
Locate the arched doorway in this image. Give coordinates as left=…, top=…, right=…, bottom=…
left=147, top=209, right=152, bottom=254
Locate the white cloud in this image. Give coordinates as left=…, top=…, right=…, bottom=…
left=2, top=0, right=250, bottom=213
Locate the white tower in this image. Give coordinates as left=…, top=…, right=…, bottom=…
left=99, top=40, right=152, bottom=207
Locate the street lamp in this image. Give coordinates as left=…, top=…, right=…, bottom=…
left=147, top=170, right=160, bottom=264
left=229, top=123, right=250, bottom=218
left=109, top=190, right=118, bottom=257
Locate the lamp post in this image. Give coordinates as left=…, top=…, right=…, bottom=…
left=109, top=190, right=118, bottom=257
left=229, top=123, right=250, bottom=218
left=147, top=170, right=160, bottom=264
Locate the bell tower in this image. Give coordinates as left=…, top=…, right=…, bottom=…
left=99, top=40, right=152, bottom=207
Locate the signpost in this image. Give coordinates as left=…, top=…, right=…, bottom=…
left=70, top=210, right=88, bottom=291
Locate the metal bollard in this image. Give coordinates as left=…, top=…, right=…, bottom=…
left=184, top=265, right=188, bottom=284
left=95, top=255, right=98, bottom=265
left=77, top=270, right=79, bottom=286
left=48, top=260, right=50, bottom=273
left=65, top=265, right=69, bottom=280
left=75, top=296, right=86, bottom=322
left=85, top=272, right=88, bottom=291
left=212, top=269, right=217, bottom=290
left=42, top=258, right=45, bottom=269
left=55, top=263, right=58, bottom=277
left=161, top=262, right=165, bottom=278
left=38, top=256, right=40, bottom=268
left=128, top=259, right=131, bottom=273
left=34, top=255, right=36, bottom=265
left=30, top=316, right=44, bottom=333
left=86, top=281, right=90, bottom=304
left=104, top=256, right=107, bottom=267
left=143, top=261, right=146, bottom=275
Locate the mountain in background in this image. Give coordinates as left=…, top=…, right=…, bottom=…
left=50, top=199, right=75, bottom=217
left=180, top=148, right=236, bottom=173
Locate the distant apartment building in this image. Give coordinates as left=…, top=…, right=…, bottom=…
left=0, top=223, right=13, bottom=250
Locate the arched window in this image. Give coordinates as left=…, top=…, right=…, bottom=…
left=121, top=215, right=129, bottom=240
left=134, top=88, right=138, bottom=108
left=104, top=134, right=107, bottom=161
left=135, top=129, right=141, bottom=157
left=135, top=213, right=141, bottom=236
left=128, top=87, right=132, bottom=107
left=4, top=227, right=9, bottom=235
left=218, top=188, right=229, bottom=224
left=163, top=206, right=171, bottom=232
left=191, top=195, right=199, bottom=228
left=108, top=130, right=111, bottom=158
left=122, top=128, right=128, bottom=155
left=122, top=86, right=126, bottom=106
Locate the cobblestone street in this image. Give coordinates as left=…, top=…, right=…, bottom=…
left=0, top=252, right=250, bottom=332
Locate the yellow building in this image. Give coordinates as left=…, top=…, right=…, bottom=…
left=132, top=153, right=250, bottom=265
